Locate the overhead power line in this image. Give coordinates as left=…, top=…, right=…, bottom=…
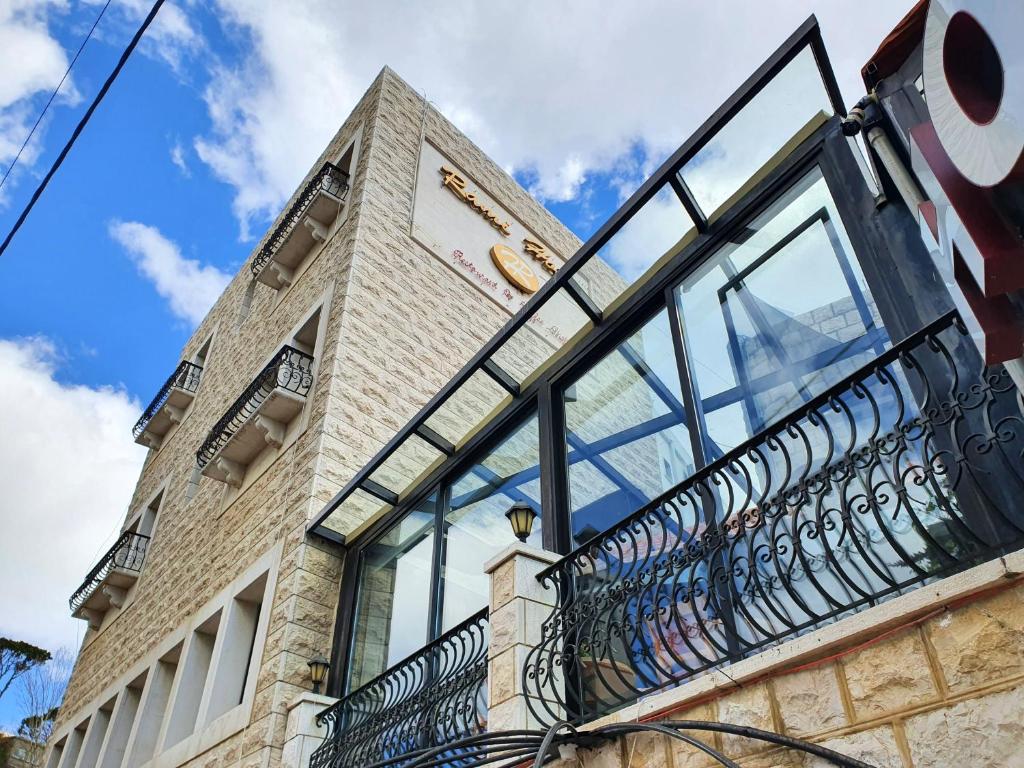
left=0, top=1, right=113, bottom=193
left=0, top=0, right=166, bottom=259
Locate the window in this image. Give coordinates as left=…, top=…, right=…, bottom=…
left=51, top=553, right=277, bottom=768
left=193, top=335, right=212, bottom=369
left=563, top=309, right=696, bottom=545
left=442, top=414, right=542, bottom=630
left=346, top=412, right=540, bottom=690
left=348, top=502, right=435, bottom=690
left=674, top=167, right=889, bottom=456
left=204, top=573, right=265, bottom=720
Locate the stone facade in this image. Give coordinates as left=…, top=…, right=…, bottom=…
left=47, top=66, right=581, bottom=768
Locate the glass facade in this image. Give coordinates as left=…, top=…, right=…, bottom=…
left=329, top=28, right=963, bottom=708
left=675, top=167, right=888, bottom=456
left=564, top=309, right=695, bottom=545
left=345, top=413, right=540, bottom=691
left=347, top=501, right=435, bottom=690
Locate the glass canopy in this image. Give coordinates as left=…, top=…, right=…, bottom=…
left=310, top=19, right=845, bottom=545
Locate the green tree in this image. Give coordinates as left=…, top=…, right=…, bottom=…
left=0, top=638, right=51, bottom=702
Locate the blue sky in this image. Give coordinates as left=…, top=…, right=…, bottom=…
left=0, top=0, right=913, bottom=731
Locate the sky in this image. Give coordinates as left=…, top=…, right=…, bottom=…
left=0, top=0, right=914, bottom=729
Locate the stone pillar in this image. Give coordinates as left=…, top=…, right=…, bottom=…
left=282, top=692, right=338, bottom=768
left=484, top=542, right=561, bottom=732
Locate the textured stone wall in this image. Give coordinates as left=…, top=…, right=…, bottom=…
left=51, top=64, right=582, bottom=768
left=555, top=576, right=1024, bottom=767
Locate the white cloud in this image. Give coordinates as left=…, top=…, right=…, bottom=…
left=0, top=337, right=144, bottom=653
left=190, top=0, right=914, bottom=237
left=109, top=220, right=230, bottom=325
left=81, top=0, right=202, bottom=75
left=0, top=0, right=81, bottom=203
left=170, top=139, right=190, bottom=176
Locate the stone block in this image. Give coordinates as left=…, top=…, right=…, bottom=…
left=664, top=703, right=722, bottom=768
left=842, top=630, right=938, bottom=721
left=716, top=684, right=775, bottom=757
left=578, top=739, right=623, bottom=768
left=807, top=726, right=904, bottom=768
left=622, top=732, right=669, bottom=768
left=924, top=585, right=1024, bottom=693
left=772, top=664, right=848, bottom=737
left=490, top=558, right=515, bottom=611
left=904, top=685, right=1024, bottom=767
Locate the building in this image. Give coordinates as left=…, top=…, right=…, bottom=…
left=1, top=735, right=43, bottom=768
left=45, top=5, right=1024, bottom=768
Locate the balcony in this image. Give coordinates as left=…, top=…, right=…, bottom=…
left=311, top=609, right=489, bottom=768
left=197, top=346, right=315, bottom=487
left=522, top=310, right=1024, bottom=724
left=70, top=531, right=150, bottom=629
left=251, top=162, right=350, bottom=290
left=133, top=361, right=203, bottom=449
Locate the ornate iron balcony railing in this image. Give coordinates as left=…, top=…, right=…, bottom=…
left=69, top=531, right=150, bottom=614
left=196, top=346, right=315, bottom=470
left=524, top=310, right=1024, bottom=725
left=311, top=608, right=489, bottom=768
left=251, top=162, right=350, bottom=279
left=132, top=360, right=203, bottom=440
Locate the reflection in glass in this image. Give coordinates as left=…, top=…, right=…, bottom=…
left=442, top=413, right=541, bottom=631
left=680, top=47, right=834, bottom=219
left=564, top=309, right=696, bottom=545
left=675, top=167, right=889, bottom=457
left=583, top=184, right=695, bottom=309
left=348, top=500, right=436, bottom=690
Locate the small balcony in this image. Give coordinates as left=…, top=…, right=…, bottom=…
left=70, top=531, right=150, bottom=629
left=133, top=361, right=203, bottom=449
left=311, top=609, right=489, bottom=768
left=196, top=345, right=315, bottom=487
left=251, top=162, right=350, bottom=290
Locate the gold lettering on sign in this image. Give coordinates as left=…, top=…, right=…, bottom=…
left=523, top=238, right=558, bottom=274
left=440, top=166, right=512, bottom=236
left=491, top=244, right=539, bottom=294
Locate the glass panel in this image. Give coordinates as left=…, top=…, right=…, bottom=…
left=348, top=498, right=436, bottom=690
left=580, top=184, right=695, bottom=310
left=320, top=487, right=388, bottom=538
left=680, top=47, right=833, bottom=219
left=490, top=288, right=591, bottom=384
left=441, top=413, right=541, bottom=631
left=368, top=434, right=444, bottom=495
left=563, top=308, right=696, bottom=547
left=675, top=166, right=890, bottom=457
left=423, top=369, right=510, bottom=447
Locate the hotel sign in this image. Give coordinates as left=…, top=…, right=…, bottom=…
left=411, top=141, right=581, bottom=348
left=440, top=166, right=513, bottom=236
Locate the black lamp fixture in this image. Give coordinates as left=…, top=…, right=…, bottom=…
left=505, top=501, right=538, bottom=543
left=307, top=653, right=330, bottom=694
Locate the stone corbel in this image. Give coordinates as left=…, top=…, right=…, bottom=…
left=102, top=584, right=128, bottom=608
left=302, top=215, right=329, bottom=243
left=140, top=431, right=162, bottom=450
left=267, top=260, right=294, bottom=289
left=254, top=414, right=285, bottom=449
left=82, top=609, right=104, bottom=631
left=214, top=457, right=245, bottom=488
left=165, top=404, right=186, bottom=425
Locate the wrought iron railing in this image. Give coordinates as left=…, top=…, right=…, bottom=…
left=69, top=531, right=150, bottom=614
left=196, top=346, right=315, bottom=469
left=132, top=360, right=203, bottom=439
left=311, top=609, right=489, bottom=768
left=524, top=310, right=1024, bottom=725
left=251, top=162, right=350, bottom=278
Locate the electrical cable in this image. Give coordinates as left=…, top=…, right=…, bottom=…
left=0, top=0, right=166, bottom=259
left=0, top=0, right=113, bottom=193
